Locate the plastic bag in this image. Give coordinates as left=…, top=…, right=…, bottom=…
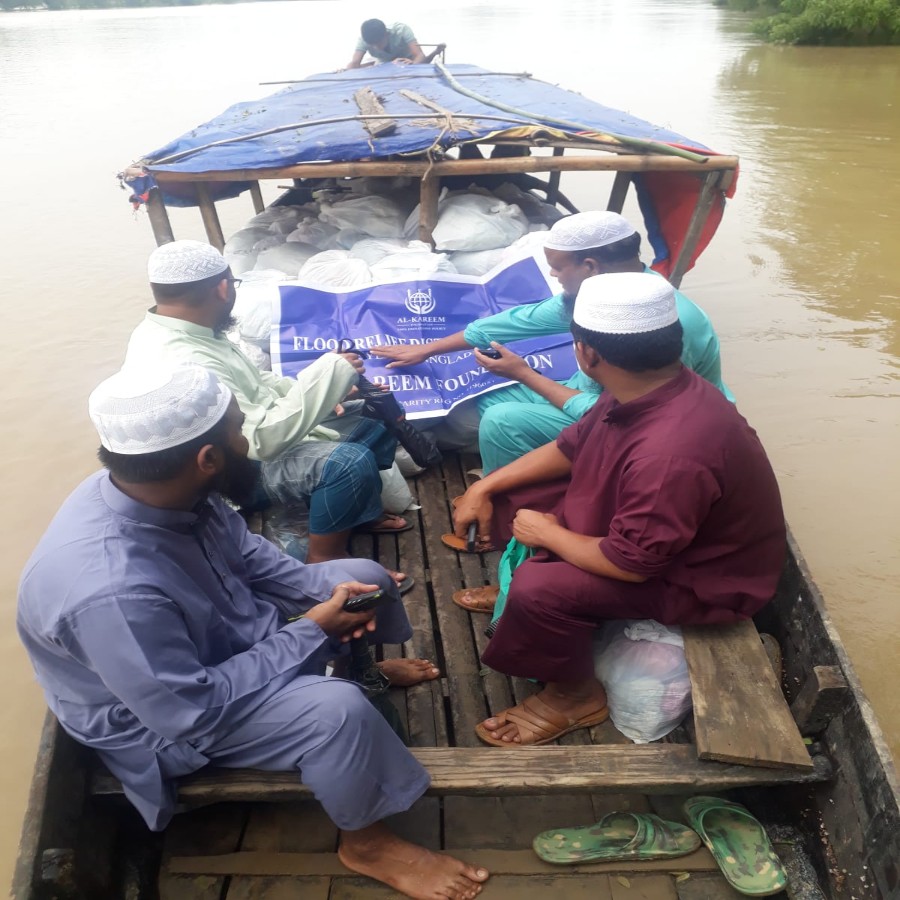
left=380, top=462, right=416, bottom=514
left=287, top=218, right=340, bottom=249
left=319, top=196, right=408, bottom=239
left=450, top=248, right=506, bottom=275
left=431, top=194, right=529, bottom=252
left=231, top=274, right=279, bottom=348
left=371, top=244, right=457, bottom=280
left=299, top=250, right=373, bottom=288
left=224, top=226, right=272, bottom=253
left=592, top=620, right=692, bottom=743
left=255, top=242, right=320, bottom=276
left=350, top=237, right=410, bottom=266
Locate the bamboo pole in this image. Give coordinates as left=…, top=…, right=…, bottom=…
left=195, top=184, right=225, bottom=251
left=146, top=189, right=174, bottom=246
left=546, top=147, right=564, bottom=206
left=152, top=154, right=739, bottom=185
left=607, top=171, right=631, bottom=213
left=249, top=182, right=265, bottom=214
left=668, top=171, right=721, bottom=288
left=418, top=173, right=441, bottom=246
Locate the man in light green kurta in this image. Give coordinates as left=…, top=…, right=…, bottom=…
left=371, top=212, right=732, bottom=474
left=124, top=241, right=405, bottom=567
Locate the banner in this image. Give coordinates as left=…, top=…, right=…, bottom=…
left=272, top=252, right=578, bottom=419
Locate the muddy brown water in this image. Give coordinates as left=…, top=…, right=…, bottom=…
left=1, top=0, right=898, bottom=887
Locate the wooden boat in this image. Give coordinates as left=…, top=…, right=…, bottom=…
left=13, top=65, right=900, bottom=899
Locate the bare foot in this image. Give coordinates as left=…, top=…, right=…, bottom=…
left=379, top=658, right=440, bottom=687
left=339, top=823, right=489, bottom=899
left=479, top=680, right=608, bottom=745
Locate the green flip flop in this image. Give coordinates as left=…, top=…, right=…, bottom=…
left=533, top=811, right=701, bottom=865
left=683, top=796, right=787, bottom=896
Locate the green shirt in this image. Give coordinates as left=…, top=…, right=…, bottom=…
left=124, top=313, right=357, bottom=462
left=463, top=273, right=733, bottom=420
left=355, top=22, right=417, bottom=62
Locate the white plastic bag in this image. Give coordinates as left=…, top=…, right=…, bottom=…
left=232, top=275, right=280, bottom=349
left=299, top=250, right=373, bottom=288
left=225, top=226, right=272, bottom=253
left=431, top=194, right=529, bottom=252
left=593, top=620, right=692, bottom=743
left=319, top=196, right=408, bottom=239
left=371, top=243, right=457, bottom=280
left=287, top=218, right=340, bottom=249
left=379, top=462, right=416, bottom=515
left=349, top=237, right=410, bottom=266
left=450, top=248, right=506, bottom=275
left=255, top=242, right=320, bottom=276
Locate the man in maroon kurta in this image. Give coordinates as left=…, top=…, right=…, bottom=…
left=452, top=272, right=785, bottom=747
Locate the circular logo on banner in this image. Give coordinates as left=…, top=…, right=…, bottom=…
left=405, top=288, right=436, bottom=316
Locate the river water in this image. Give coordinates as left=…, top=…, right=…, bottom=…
left=1, top=0, right=898, bottom=886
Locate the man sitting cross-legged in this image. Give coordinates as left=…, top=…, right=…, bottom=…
left=451, top=273, right=786, bottom=747
left=18, top=366, right=487, bottom=899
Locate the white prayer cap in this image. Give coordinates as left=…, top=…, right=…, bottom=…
left=147, top=240, right=229, bottom=285
left=573, top=272, right=678, bottom=335
left=544, top=211, right=637, bottom=253
left=89, top=365, right=232, bottom=455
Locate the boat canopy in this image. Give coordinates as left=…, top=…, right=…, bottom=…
left=131, top=64, right=738, bottom=281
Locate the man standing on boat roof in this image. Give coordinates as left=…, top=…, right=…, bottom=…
left=370, top=211, right=731, bottom=482
left=122, top=240, right=413, bottom=582
left=17, top=365, right=488, bottom=900
left=451, top=273, right=785, bottom=747
left=342, top=18, right=445, bottom=69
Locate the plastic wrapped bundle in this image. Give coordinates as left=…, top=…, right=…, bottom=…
left=299, top=250, right=373, bottom=288
left=319, top=195, right=408, bottom=239
left=255, top=242, right=320, bottom=276
left=431, top=194, right=530, bottom=251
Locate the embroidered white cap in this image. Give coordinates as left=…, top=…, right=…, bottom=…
left=573, top=272, right=678, bottom=335
left=147, top=240, right=229, bottom=285
left=89, top=365, right=232, bottom=455
left=544, top=211, right=637, bottom=252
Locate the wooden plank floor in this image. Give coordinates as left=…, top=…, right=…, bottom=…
left=157, top=453, right=779, bottom=900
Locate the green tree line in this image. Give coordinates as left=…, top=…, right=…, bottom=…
left=719, top=0, right=900, bottom=44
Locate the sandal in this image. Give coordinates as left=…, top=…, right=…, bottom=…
left=683, top=796, right=787, bottom=896
left=534, top=812, right=701, bottom=865
left=451, top=585, right=499, bottom=614
left=356, top=515, right=413, bottom=535
left=475, top=693, right=608, bottom=748
left=441, top=532, right=496, bottom=553
left=388, top=573, right=416, bottom=595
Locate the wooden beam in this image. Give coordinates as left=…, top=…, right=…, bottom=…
left=790, top=665, right=850, bottom=735
left=146, top=188, right=174, bottom=246
left=151, top=154, right=740, bottom=185
left=249, top=181, right=265, bottom=214
left=607, top=171, right=631, bottom=213
left=668, top=170, right=720, bottom=288
left=546, top=147, right=564, bottom=206
left=195, top=183, right=225, bottom=252
left=683, top=620, right=813, bottom=771
left=353, top=87, right=397, bottom=138
left=91, top=745, right=831, bottom=806
left=418, top=173, right=441, bottom=246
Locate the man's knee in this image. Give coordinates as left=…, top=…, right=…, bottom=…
left=331, top=557, right=395, bottom=593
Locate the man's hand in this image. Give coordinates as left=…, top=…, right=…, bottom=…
left=512, top=509, right=560, bottom=549
left=453, top=483, right=493, bottom=546
left=474, top=343, right=531, bottom=382
left=370, top=344, right=432, bottom=369
left=335, top=351, right=365, bottom=375
left=303, top=582, right=379, bottom=642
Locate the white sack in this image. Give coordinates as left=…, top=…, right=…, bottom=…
left=255, top=242, right=320, bottom=276
left=252, top=234, right=286, bottom=252
left=232, top=275, right=279, bottom=348
left=350, top=238, right=411, bottom=266
left=431, top=194, right=530, bottom=252
left=371, top=244, right=457, bottom=280
left=593, top=620, right=692, bottom=743
left=225, top=226, right=272, bottom=253
left=299, top=250, right=373, bottom=288
left=380, top=463, right=416, bottom=514
left=224, top=248, right=258, bottom=276
left=450, top=248, right=506, bottom=276
left=319, top=196, right=408, bottom=239
left=287, top=218, right=340, bottom=249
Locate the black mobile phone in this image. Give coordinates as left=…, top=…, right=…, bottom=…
left=479, top=345, right=502, bottom=359
left=466, top=521, right=478, bottom=553
left=342, top=589, right=389, bottom=613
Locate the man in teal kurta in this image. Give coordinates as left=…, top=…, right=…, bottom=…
left=371, top=211, right=731, bottom=474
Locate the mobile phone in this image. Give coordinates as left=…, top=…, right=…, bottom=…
left=342, top=589, right=389, bottom=613
left=466, top=521, right=478, bottom=553
left=479, top=345, right=503, bottom=359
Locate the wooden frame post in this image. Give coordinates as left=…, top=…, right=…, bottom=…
left=669, top=170, right=721, bottom=288
left=249, top=181, right=265, bottom=214
left=418, top=173, right=440, bottom=246
left=195, top=183, right=226, bottom=252
left=607, top=171, right=631, bottom=213
left=546, top=147, right=564, bottom=206
left=146, top=188, right=175, bottom=246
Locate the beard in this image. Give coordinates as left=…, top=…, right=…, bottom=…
left=562, top=292, right=577, bottom=316
left=212, top=445, right=262, bottom=508
left=214, top=313, right=239, bottom=338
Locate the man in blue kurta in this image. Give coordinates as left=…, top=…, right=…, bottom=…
left=371, top=211, right=731, bottom=481
left=17, top=365, right=489, bottom=900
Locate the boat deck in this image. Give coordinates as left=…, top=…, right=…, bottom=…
left=156, top=453, right=792, bottom=900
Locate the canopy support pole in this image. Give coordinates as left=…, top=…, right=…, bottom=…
left=669, top=171, right=721, bottom=288
left=418, top=173, right=440, bottom=246
left=196, top=184, right=226, bottom=252
left=147, top=189, right=174, bottom=246
left=546, top=147, right=564, bottom=206
left=250, top=182, right=265, bottom=214
left=607, top=171, right=631, bottom=213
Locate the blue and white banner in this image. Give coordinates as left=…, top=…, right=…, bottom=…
left=272, top=252, right=578, bottom=419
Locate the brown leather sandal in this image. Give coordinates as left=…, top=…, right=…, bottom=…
left=475, top=694, right=609, bottom=748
